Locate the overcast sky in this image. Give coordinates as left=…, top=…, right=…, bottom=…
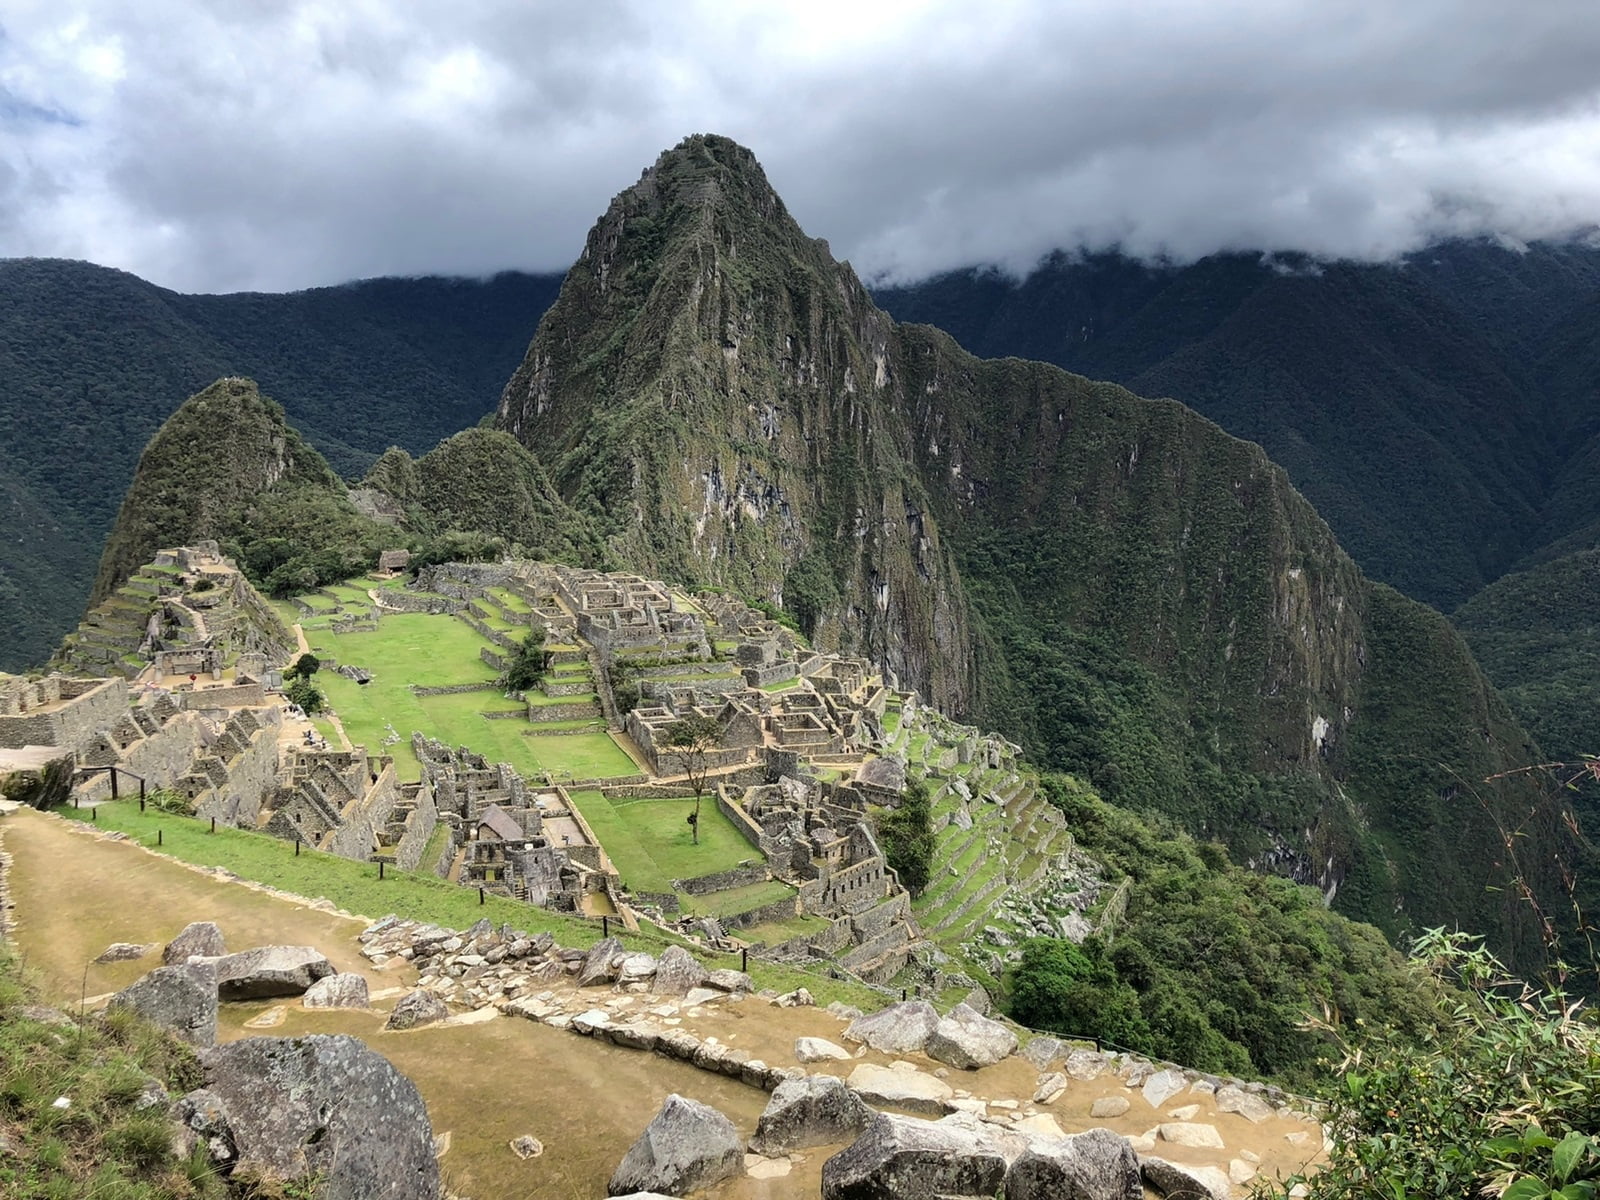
left=3, top=0, right=1599, bottom=293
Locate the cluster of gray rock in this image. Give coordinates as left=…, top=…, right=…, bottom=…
left=603, top=1078, right=1230, bottom=1200
left=99, top=922, right=440, bottom=1199
left=105, top=921, right=366, bottom=1048
left=358, top=916, right=756, bottom=1012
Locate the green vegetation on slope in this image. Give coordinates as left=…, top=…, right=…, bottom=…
left=1454, top=548, right=1600, bottom=776
left=91, top=378, right=394, bottom=603
left=1010, top=776, right=1440, bottom=1087
left=0, top=950, right=217, bottom=1199
left=0, top=260, right=563, bottom=671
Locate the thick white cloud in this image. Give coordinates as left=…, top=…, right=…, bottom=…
left=2, top=0, right=1598, bottom=291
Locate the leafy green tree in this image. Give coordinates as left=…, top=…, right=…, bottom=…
left=1009, top=937, right=1153, bottom=1052
left=285, top=676, right=325, bottom=715
left=500, top=623, right=549, bottom=693
left=662, top=714, right=722, bottom=845
left=877, top=778, right=936, bottom=895
left=289, top=652, right=320, bottom=679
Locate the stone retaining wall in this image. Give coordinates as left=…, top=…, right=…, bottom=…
left=674, top=863, right=770, bottom=895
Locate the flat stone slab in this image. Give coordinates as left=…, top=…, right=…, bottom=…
left=846, top=1062, right=956, bottom=1116
left=1158, top=1122, right=1226, bottom=1149
left=795, top=1036, right=853, bottom=1063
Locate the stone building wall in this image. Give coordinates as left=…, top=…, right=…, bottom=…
left=194, top=710, right=284, bottom=827
left=393, top=781, right=440, bottom=872
left=326, top=759, right=401, bottom=861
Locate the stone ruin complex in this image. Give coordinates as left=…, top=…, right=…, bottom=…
left=55, top=542, right=295, bottom=682
left=6, top=548, right=1067, bottom=999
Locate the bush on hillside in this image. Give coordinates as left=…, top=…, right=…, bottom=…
left=1273, top=929, right=1600, bottom=1199
left=876, top=778, right=936, bottom=896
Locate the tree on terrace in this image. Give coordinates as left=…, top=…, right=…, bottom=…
left=662, top=713, right=722, bottom=845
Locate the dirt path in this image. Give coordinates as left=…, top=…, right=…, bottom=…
left=0, top=807, right=1325, bottom=1198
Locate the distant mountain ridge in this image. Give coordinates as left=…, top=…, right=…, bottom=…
left=0, top=260, right=562, bottom=669
left=874, top=239, right=1600, bottom=611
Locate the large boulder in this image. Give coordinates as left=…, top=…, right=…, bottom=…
left=95, top=941, right=156, bottom=963
left=842, top=1000, right=939, bottom=1055
left=164, top=921, right=226, bottom=965
left=652, top=945, right=708, bottom=996
left=579, top=936, right=625, bottom=987
left=108, top=961, right=217, bottom=1047
left=795, top=1036, right=854, bottom=1063
left=1020, top=1035, right=1064, bottom=1070
left=821, top=1111, right=1009, bottom=1200
left=1214, top=1084, right=1275, bottom=1124
left=617, top=953, right=659, bottom=985
left=607, top=1094, right=743, bottom=1197
left=215, top=946, right=334, bottom=1000
left=1142, top=1068, right=1188, bottom=1109
left=200, top=1034, right=440, bottom=1199
left=385, top=989, right=448, bottom=1031
left=1006, top=1128, right=1142, bottom=1200
left=924, top=1002, right=1018, bottom=1070
left=303, top=973, right=370, bottom=1010
left=750, top=1075, right=873, bottom=1155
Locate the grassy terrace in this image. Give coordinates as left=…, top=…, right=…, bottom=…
left=57, top=803, right=882, bottom=1009
left=565, top=789, right=758, bottom=898
left=680, top=879, right=796, bottom=919
left=297, top=608, right=633, bottom=782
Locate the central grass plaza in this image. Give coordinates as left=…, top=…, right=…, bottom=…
left=283, top=589, right=777, bottom=903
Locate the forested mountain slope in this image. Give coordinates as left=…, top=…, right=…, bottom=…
left=494, top=134, right=1584, bottom=964
left=0, top=259, right=560, bottom=669
left=875, top=240, right=1600, bottom=610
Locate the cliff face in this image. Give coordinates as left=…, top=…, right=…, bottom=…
left=498, top=137, right=973, bottom=705
left=486, top=135, right=1578, bottom=957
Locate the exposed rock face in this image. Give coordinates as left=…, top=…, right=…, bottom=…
left=750, top=1075, right=872, bottom=1155
left=214, top=946, right=334, bottom=1000
left=385, top=989, right=448, bottom=1031
left=652, top=945, right=709, bottom=996
left=164, top=921, right=226, bottom=964
left=1020, top=1035, right=1063, bottom=1070
left=607, top=1094, right=743, bottom=1197
left=821, top=1112, right=1009, bottom=1200
left=303, top=973, right=370, bottom=1009
left=924, top=1002, right=1018, bottom=1070
left=496, top=135, right=974, bottom=709
left=199, top=1034, right=440, bottom=1199
left=108, top=961, right=217, bottom=1047
left=1006, top=1129, right=1142, bottom=1200
left=843, top=1000, right=939, bottom=1055
left=1142, top=1068, right=1188, bottom=1109
left=1215, top=1084, right=1276, bottom=1123
left=579, top=936, right=624, bottom=987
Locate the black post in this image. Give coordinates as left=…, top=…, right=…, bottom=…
left=74, top=796, right=79, bottom=809
left=110, top=770, right=118, bottom=800
left=139, top=796, right=145, bottom=812
left=295, top=839, right=301, bottom=857
left=91, top=806, right=97, bottom=823
left=378, top=861, right=385, bottom=880
left=602, top=915, right=609, bottom=937
left=157, top=829, right=163, bottom=846
left=139, top=779, right=146, bottom=801
left=210, top=817, right=216, bottom=834
left=902, top=988, right=907, bottom=1001
left=741, top=948, right=748, bottom=972
left=478, top=887, right=485, bottom=905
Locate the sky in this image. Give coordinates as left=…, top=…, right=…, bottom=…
left=2, top=0, right=1599, bottom=293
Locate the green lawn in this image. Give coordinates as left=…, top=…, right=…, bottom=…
left=741, top=913, right=833, bottom=944
left=298, top=608, right=632, bottom=783
left=565, top=789, right=758, bottom=895
left=681, top=879, right=796, bottom=919
left=58, top=802, right=882, bottom=1008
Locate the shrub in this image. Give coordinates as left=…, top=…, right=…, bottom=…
left=500, top=624, right=549, bottom=693
left=1272, top=929, right=1600, bottom=1199
left=876, top=778, right=936, bottom=896
left=284, top=677, right=325, bottom=715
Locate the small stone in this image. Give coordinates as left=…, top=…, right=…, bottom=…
left=1090, top=1095, right=1131, bottom=1118
left=1158, top=1122, right=1226, bottom=1149
left=385, top=989, right=449, bottom=1031
left=509, top=1135, right=543, bottom=1159
left=1168, top=1103, right=1201, bottom=1121
left=303, top=973, right=370, bottom=1009
left=94, top=942, right=155, bottom=964
left=795, top=1036, right=853, bottom=1063
left=1033, top=1072, right=1068, bottom=1104
left=243, top=1005, right=288, bottom=1029
left=1230, top=1158, right=1257, bottom=1184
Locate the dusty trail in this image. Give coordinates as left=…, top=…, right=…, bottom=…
left=0, top=806, right=1323, bottom=1198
